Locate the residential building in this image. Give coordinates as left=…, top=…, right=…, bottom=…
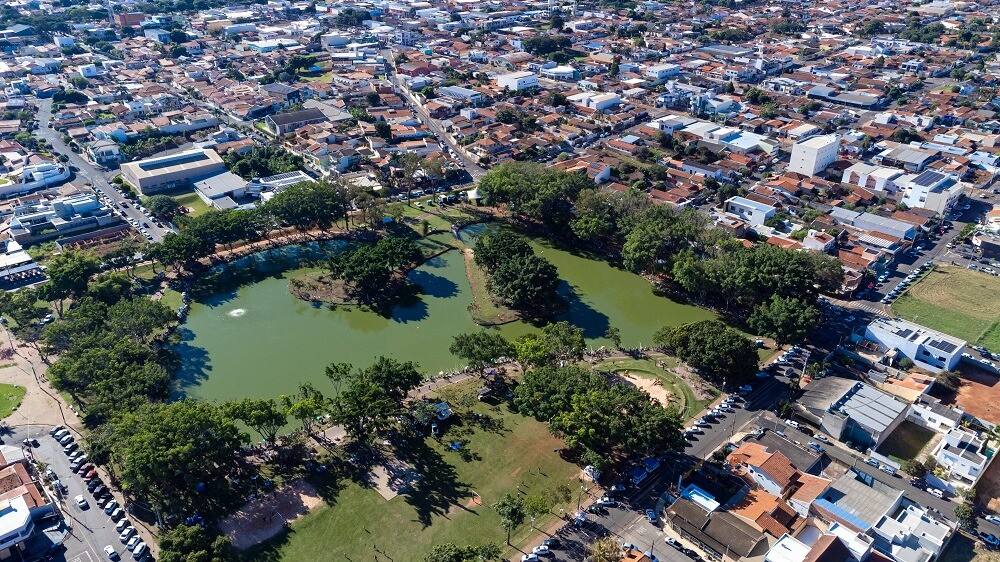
left=864, top=317, right=967, bottom=372
left=787, top=134, right=839, bottom=177
left=725, top=196, right=776, bottom=227
left=871, top=504, right=951, bottom=562
left=932, top=427, right=993, bottom=489
left=666, top=485, right=769, bottom=562
left=86, top=140, right=122, bottom=167
left=1, top=162, right=70, bottom=196
left=120, top=148, right=227, bottom=193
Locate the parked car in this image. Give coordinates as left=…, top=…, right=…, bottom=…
left=985, top=515, right=1000, bottom=526
left=104, top=545, right=119, bottom=560
left=126, top=536, right=141, bottom=551
left=980, top=532, right=999, bottom=548
left=132, top=543, right=148, bottom=559
left=119, top=527, right=136, bottom=543
left=645, top=509, right=658, bottom=524
left=864, top=458, right=880, bottom=468
left=929, top=488, right=945, bottom=498
left=75, top=495, right=88, bottom=509
left=879, top=465, right=896, bottom=477
left=541, top=538, right=560, bottom=549
left=784, top=419, right=801, bottom=429
left=104, top=500, right=118, bottom=514
left=807, top=441, right=824, bottom=453
left=531, top=545, right=550, bottom=555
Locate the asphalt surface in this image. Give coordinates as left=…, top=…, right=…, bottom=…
left=383, top=52, right=488, bottom=182
left=8, top=424, right=143, bottom=562
left=33, top=98, right=171, bottom=243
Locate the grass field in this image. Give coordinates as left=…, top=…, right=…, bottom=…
left=241, top=381, right=582, bottom=561
left=892, top=266, right=1000, bottom=350
left=171, top=190, right=211, bottom=218
left=876, top=420, right=936, bottom=462
left=938, top=532, right=999, bottom=562
left=0, top=384, right=26, bottom=419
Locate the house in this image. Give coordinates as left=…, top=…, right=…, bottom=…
left=666, top=485, right=769, bottom=562
left=932, top=427, right=993, bottom=489
left=725, top=196, right=776, bottom=227
left=871, top=504, right=952, bottom=562
left=265, top=108, right=328, bottom=136
left=864, top=317, right=966, bottom=372
left=0, top=451, right=53, bottom=556
left=811, top=469, right=903, bottom=533
left=841, top=162, right=905, bottom=193
left=87, top=140, right=122, bottom=166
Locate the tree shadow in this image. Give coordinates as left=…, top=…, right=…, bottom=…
left=392, top=438, right=474, bottom=528
left=556, top=280, right=611, bottom=340
left=170, top=327, right=213, bottom=398
left=408, top=269, right=460, bottom=299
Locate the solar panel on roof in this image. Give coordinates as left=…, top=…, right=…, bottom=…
left=929, top=340, right=958, bottom=354
left=911, top=170, right=945, bottom=187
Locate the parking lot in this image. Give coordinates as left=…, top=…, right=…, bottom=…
left=9, top=425, right=152, bottom=562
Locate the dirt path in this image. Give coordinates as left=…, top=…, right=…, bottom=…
left=0, top=329, right=80, bottom=431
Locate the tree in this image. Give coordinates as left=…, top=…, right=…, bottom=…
left=492, top=493, right=525, bottom=544
left=523, top=494, right=551, bottom=522
left=604, top=326, right=622, bottom=349
left=954, top=504, right=975, bottom=529
left=39, top=250, right=100, bottom=314
left=158, top=524, right=233, bottom=562
left=280, top=382, right=326, bottom=436
left=449, top=331, right=515, bottom=371
left=144, top=194, right=181, bottom=218
left=935, top=369, right=961, bottom=391
left=900, top=459, right=926, bottom=478
left=472, top=230, right=532, bottom=273
left=223, top=398, right=287, bottom=444
left=748, top=296, right=820, bottom=346
left=374, top=120, right=392, bottom=140
left=95, top=401, right=246, bottom=516
left=540, top=321, right=585, bottom=363
left=489, top=254, right=560, bottom=311
left=327, top=357, right=423, bottom=443
left=261, top=179, right=347, bottom=229
left=654, top=320, right=759, bottom=387
left=326, top=236, right=422, bottom=304
left=587, top=536, right=623, bottom=562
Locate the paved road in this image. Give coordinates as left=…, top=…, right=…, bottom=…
left=8, top=425, right=138, bottom=562
left=34, top=98, right=171, bottom=243
left=382, top=53, right=487, bottom=182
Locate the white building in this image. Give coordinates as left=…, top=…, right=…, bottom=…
left=864, top=317, right=966, bottom=372
left=8, top=193, right=119, bottom=244
left=539, top=65, right=578, bottom=81
left=899, top=170, right=963, bottom=214
left=787, top=134, right=840, bottom=177
left=933, top=427, right=993, bottom=489
left=1, top=162, right=70, bottom=196
left=644, top=63, right=681, bottom=83
left=841, top=162, right=905, bottom=193
left=496, top=71, right=538, bottom=91
left=567, top=92, right=620, bottom=111
left=871, top=504, right=952, bottom=562
left=724, top=196, right=776, bottom=227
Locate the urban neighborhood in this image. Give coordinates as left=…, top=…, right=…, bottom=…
left=0, top=0, right=998, bottom=561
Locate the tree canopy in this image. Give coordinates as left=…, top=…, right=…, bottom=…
left=326, top=356, right=423, bottom=442
left=748, top=296, right=820, bottom=346
left=654, top=320, right=759, bottom=387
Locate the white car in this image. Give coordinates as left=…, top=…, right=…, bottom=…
left=126, top=536, right=141, bottom=551
left=104, top=545, right=119, bottom=560
left=985, top=514, right=1000, bottom=525
left=532, top=545, right=550, bottom=555
left=784, top=419, right=801, bottom=429
left=74, top=495, right=88, bottom=509
left=119, top=527, right=136, bottom=542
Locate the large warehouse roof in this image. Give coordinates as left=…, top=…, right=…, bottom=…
left=121, top=148, right=225, bottom=182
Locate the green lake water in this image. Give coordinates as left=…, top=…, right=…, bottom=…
left=175, top=231, right=715, bottom=402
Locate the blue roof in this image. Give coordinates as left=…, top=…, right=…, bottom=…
left=813, top=498, right=873, bottom=531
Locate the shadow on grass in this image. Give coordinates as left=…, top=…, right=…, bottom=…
left=392, top=438, right=475, bottom=528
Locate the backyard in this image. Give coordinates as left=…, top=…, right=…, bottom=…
left=240, top=380, right=583, bottom=561
left=876, top=420, right=936, bottom=462
left=892, top=266, right=1000, bottom=350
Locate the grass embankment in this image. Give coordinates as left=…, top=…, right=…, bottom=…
left=0, top=384, right=26, bottom=419
left=891, top=266, right=1000, bottom=349
left=241, top=380, right=581, bottom=561
left=594, top=357, right=715, bottom=421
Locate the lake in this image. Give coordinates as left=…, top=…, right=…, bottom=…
left=174, top=231, right=715, bottom=402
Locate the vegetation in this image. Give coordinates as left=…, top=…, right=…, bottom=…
left=892, top=267, right=1000, bottom=350
left=143, top=194, right=182, bottom=219
left=324, top=236, right=422, bottom=305
left=325, top=356, right=423, bottom=443
left=653, top=320, right=759, bottom=387
left=0, top=384, right=26, bottom=419
left=748, top=296, right=820, bottom=346
left=223, top=146, right=304, bottom=180
left=473, top=230, right=561, bottom=315
left=513, top=363, right=684, bottom=471
left=158, top=524, right=235, bottom=562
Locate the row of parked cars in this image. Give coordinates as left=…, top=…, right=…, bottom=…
left=49, top=426, right=151, bottom=561
left=879, top=261, right=934, bottom=305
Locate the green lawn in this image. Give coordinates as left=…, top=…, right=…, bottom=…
left=595, top=357, right=715, bottom=421
left=876, top=420, right=936, bottom=462
left=0, top=384, right=26, bottom=419
left=171, top=190, right=211, bottom=218
left=892, top=266, right=1000, bottom=349
left=241, top=381, right=582, bottom=561
left=159, top=289, right=184, bottom=312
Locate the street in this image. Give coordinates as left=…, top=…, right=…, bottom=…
left=7, top=424, right=142, bottom=562
left=33, top=98, right=171, bottom=243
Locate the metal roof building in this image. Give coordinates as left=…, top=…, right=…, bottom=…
left=796, top=377, right=909, bottom=448
left=120, top=148, right=226, bottom=194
